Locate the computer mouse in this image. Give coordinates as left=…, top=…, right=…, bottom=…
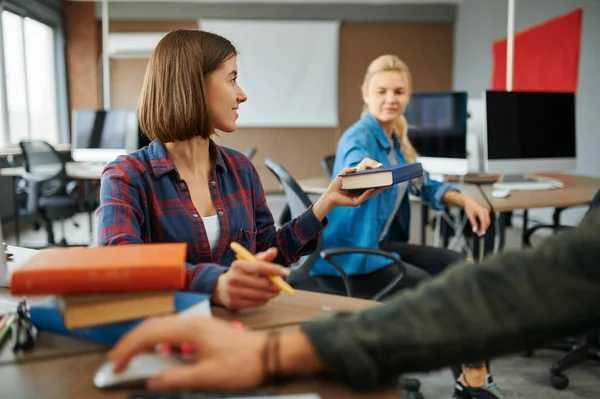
left=94, top=352, right=186, bottom=389
left=491, top=189, right=511, bottom=199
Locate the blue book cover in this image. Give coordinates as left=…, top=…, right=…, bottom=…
left=29, top=291, right=211, bottom=346
left=339, top=162, right=423, bottom=190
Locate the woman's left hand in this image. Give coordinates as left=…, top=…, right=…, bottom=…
left=312, top=158, right=386, bottom=220
left=463, top=198, right=491, bottom=236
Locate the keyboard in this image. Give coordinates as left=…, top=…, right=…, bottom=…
left=492, top=177, right=564, bottom=191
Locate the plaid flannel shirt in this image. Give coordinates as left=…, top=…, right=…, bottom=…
left=97, top=140, right=326, bottom=294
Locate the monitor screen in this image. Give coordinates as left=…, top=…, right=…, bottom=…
left=71, top=109, right=139, bottom=163
left=72, top=109, right=134, bottom=150
left=485, top=91, right=576, bottom=160
left=405, top=91, right=468, bottom=159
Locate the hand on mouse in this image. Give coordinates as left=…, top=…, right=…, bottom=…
left=109, top=316, right=265, bottom=391
left=109, top=315, right=324, bottom=392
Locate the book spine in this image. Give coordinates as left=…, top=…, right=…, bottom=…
left=10, top=267, right=185, bottom=295
left=391, top=163, right=423, bottom=184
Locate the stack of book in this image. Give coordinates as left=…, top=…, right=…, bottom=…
left=9, top=243, right=210, bottom=345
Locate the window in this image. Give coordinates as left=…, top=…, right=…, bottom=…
left=24, top=18, right=59, bottom=143
left=0, top=10, right=60, bottom=147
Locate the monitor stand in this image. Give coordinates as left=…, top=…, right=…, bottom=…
left=493, top=173, right=564, bottom=191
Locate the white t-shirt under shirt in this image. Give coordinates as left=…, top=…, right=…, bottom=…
left=202, top=215, right=221, bottom=253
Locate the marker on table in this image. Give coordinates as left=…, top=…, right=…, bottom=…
left=230, top=242, right=296, bottom=296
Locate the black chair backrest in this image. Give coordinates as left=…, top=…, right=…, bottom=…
left=321, top=155, right=335, bottom=178
left=244, top=146, right=257, bottom=160
left=19, top=140, right=67, bottom=197
left=591, top=189, right=600, bottom=209
left=264, top=158, right=320, bottom=281
left=264, top=158, right=313, bottom=218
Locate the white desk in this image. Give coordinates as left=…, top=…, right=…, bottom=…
left=0, top=162, right=104, bottom=181
left=0, top=162, right=104, bottom=246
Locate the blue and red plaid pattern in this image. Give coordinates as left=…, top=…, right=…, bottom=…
left=97, top=140, right=326, bottom=294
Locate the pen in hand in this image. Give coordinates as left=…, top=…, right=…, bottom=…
left=230, top=242, right=296, bottom=296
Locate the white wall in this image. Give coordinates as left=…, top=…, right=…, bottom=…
left=453, top=0, right=600, bottom=225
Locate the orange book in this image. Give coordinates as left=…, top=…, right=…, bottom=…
left=10, top=243, right=187, bottom=296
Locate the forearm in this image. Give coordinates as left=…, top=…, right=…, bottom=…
left=312, top=193, right=335, bottom=221
left=277, top=329, right=325, bottom=377
left=258, top=207, right=327, bottom=266
left=300, top=209, right=600, bottom=390
left=441, top=189, right=467, bottom=207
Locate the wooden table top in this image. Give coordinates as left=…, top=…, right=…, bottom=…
left=0, top=290, right=386, bottom=399
left=479, top=173, right=600, bottom=212
left=0, top=246, right=388, bottom=398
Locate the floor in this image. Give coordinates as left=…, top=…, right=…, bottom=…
left=2, top=193, right=598, bottom=398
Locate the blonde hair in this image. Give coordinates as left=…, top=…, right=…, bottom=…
left=361, top=55, right=418, bottom=163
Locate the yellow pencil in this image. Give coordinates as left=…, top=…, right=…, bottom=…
left=230, top=242, right=296, bottom=296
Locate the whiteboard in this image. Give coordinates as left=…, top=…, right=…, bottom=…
left=199, top=19, right=340, bottom=128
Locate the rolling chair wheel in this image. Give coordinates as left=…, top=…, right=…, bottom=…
left=550, top=372, right=569, bottom=390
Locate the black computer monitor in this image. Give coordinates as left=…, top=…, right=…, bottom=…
left=138, top=124, right=152, bottom=149
left=404, top=91, right=468, bottom=174
left=484, top=91, right=576, bottom=174
left=71, top=109, right=139, bottom=163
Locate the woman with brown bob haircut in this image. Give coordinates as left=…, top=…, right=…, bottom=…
left=97, top=29, right=381, bottom=310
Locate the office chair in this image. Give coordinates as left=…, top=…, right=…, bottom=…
left=320, top=154, right=335, bottom=178
left=19, top=140, right=83, bottom=248
left=522, top=188, right=600, bottom=390
left=263, top=157, right=423, bottom=399
left=243, top=146, right=257, bottom=160
left=278, top=154, right=335, bottom=227
left=5, top=154, right=31, bottom=225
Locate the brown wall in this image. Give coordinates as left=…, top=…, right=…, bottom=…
left=64, top=1, right=100, bottom=110
left=65, top=19, right=453, bottom=192
left=339, top=23, right=454, bottom=133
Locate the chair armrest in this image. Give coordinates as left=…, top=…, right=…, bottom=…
left=65, top=180, right=79, bottom=196
left=21, top=172, right=57, bottom=215
left=319, top=247, right=406, bottom=301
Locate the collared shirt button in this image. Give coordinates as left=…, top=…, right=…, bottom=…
left=193, top=213, right=199, bottom=218
left=218, top=211, right=224, bottom=216
left=210, top=181, right=216, bottom=186
left=180, top=182, right=186, bottom=188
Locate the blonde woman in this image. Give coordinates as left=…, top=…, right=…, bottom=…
left=312, top=55, right=500, bottom=398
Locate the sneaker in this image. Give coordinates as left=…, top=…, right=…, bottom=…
left=453, top=375, right=504, bottom=399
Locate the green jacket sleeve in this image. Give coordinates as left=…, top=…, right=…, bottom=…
left=301, top=207, right=600, bottom=391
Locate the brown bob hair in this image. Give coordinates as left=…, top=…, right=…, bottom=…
left=138, top=29, right=237, bottom=143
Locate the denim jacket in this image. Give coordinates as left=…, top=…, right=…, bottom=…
left=311, top=112, right=458, bottom=276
